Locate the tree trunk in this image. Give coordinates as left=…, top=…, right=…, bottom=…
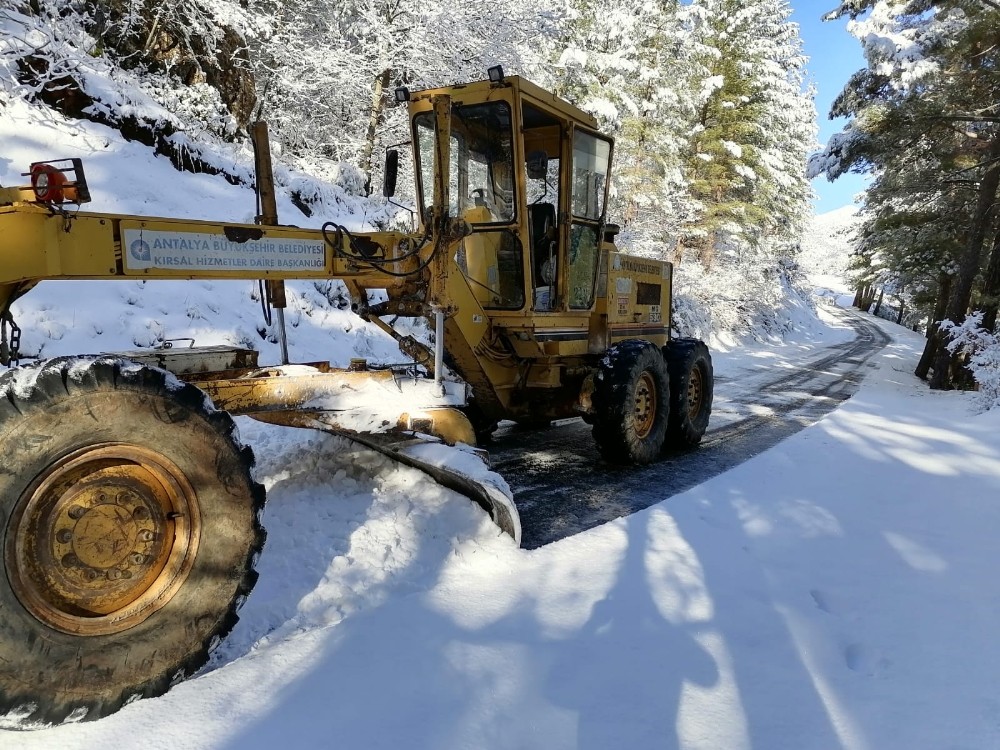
left=361, top=67, right=392, bottom=192
left=854, top=284, right=874, bottom=310
left=978, top=226, right=1000, bottom=333
left=852, top=285, right=865, bottom=308
left=872, top=287, right=885, bottom=316
left=929, top=132, right=1000, bottom=389
left=861, top=285, right=877, bottom=311
left=896, top=299, right=905, bottom=325
left=700, top=232, right=715, bottom=271
left=915, top=274, right=952, bottom=379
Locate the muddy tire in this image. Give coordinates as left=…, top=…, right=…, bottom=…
left=0, top=357, right=265, bottom=729
left=591, top=340, right=669, bottom=464
left=463, top=401, right=499, bottom=444
left=663, top=338, right=713, bottom=450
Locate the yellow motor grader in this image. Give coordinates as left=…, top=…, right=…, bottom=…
left=0, top=70, right=713, bottom=728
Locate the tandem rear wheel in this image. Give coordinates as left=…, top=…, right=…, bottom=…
left=591, top=340, right=671, bottom=464
left=590, top=338, right=713, bottom=463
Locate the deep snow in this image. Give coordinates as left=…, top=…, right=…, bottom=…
left=4, top=86, right=997, bottom=750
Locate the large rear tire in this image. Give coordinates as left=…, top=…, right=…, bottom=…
left=0, top=357, right=265, bottom=729
left=663, top=338, right=714, bottom=450
left=591, top=340, right=670, bottom=464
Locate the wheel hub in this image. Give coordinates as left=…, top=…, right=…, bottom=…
left=6, top=444, right=200, bottom=636
left=633, top=371, right=657, bottom=438
left=687, top=366, right=704, bottom=419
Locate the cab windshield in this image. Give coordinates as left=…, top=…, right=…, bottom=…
left=414, top=102, right=515, bottom=225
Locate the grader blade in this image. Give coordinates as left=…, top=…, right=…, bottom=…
left=193, top=368, right=521, bottom=543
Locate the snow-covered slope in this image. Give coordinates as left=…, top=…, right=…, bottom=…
left=800, top=205, right=859, bottom=310
left=800, top=205, right=858, bottom=279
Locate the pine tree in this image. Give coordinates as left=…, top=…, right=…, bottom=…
left=681, top=0, right=815, bottom=269
left=550, top=0, right=701, bottom=260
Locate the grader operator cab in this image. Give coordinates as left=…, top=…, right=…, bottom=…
left=0, top=72, right=713, bottom=728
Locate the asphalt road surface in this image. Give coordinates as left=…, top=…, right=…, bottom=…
left=490, top=309, right=893, bottom=548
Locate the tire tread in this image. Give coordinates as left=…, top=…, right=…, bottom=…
left=591, top=340, right=670, bottom=464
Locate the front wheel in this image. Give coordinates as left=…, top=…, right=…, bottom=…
left=591, top=340, right=670, bottom=464
left=663, top=338, right=714, bottom=450
left=462, top=401, right=499, bottom=445
left=0, top=357, right=265, bottom=728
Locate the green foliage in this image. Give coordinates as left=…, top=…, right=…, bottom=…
left=816, top=0, right=1000, bottom=338
left=677, top=0, right=814, bottom=268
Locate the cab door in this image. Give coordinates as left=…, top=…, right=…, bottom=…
left=521, top=114, right=563, bottom=311
left=565, top=129, right=612, bottom=311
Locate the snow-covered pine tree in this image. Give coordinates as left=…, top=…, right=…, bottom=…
left=547, top=0, right=712, bottom=260
left=681, top=0, right=815, bottom=271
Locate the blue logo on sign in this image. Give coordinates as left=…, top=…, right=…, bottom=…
left=130, top=239, right=151, bottom=261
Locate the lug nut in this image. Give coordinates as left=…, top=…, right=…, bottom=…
left=132, top=507, right=150, bottom=521
left=106, top=569, right=122, bottom=581
left=61, top=553, right=80, bottom=567
left=129, top=553, right=147, bottom=566
left=137, top=530, right=155, bottom=543
left=68, top=506, right=87, bottom=519
left=82, top=568, right=99, bottom=582
left=56, top=529, right=73, bottom=544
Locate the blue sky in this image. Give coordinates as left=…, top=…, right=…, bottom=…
left=789, top=3, right=870, bottom=213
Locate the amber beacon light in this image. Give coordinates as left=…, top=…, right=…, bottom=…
left=27, top=158, right=91, bottom=205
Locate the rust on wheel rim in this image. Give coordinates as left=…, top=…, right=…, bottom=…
left=633, top=371, right=658, bottom=439
left=686, top=365, right=704, bottom=420
left=5, top=444, right=201, bottom=636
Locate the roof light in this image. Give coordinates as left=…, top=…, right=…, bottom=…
left=394, top=87, right=410, bottom=103
left=487, top=65, right=505, bottom=83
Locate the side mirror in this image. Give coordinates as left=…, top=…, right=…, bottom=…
left=383, top=149, right=399, bottom=198
left=526, top=150, right=548, bottom=180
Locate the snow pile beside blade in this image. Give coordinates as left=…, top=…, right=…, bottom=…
left=338, top=433, right=522, bottom=546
